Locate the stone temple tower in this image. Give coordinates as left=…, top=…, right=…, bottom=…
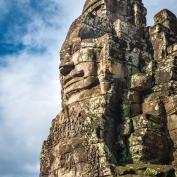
left=40, top=0, right=177, bottom=176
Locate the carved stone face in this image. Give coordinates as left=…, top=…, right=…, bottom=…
left=60, top=43, right=100, bottom=101
left=59, top=4, right=106, bottom=104
left=59, top=2, right=128, bottom=105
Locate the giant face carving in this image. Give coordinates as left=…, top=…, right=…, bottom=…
left=59, top=2, right=127, bottom=105
left=59, top=3, right=106, bottom=104
left=60, top=42, right=101, bottom=103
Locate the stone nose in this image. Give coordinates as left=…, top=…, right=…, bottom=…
left=59, top=61, right=74, bottom=76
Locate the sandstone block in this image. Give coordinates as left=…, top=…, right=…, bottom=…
left=167, top=114, right=177, bottom=131
left=131, top=114, right=162, bottom=131
left=164, top=96, right=177, bottom=115
left=131, top=73, right=152, bottom=91
left=142, top=100, right=162, bottom=117
left=155, top=59, right=177, bottom=84
left=167, top=43, right=177, bottom=54
left=130, top=103, right=141, bottom=117
left=154, top=9, right=177, bottom=35
left=128, top=91, right=141, bottom=103
left=169, top=129, right=177, bottom=147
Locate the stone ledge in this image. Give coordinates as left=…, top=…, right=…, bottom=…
left=115, top=164, right=176, bottom=177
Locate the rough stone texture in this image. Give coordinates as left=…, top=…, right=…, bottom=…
left=40, top=0, right=177, bottom=176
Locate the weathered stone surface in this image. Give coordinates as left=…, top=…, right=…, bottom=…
left=142, top=99, right=163, bottom=117
left=40, top=1, right=177, bottom=177
left=164, top=96, right=177, bottom=115
left=128, top=91, right=141, bottom=104
left=131, top=73, right=152, bottom=91
left=154, top=9, right=177, bottom=35
left=116, top=164, right=175, bottom=177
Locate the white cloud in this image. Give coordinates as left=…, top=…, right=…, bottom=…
left=0, top=51, right=59, bottom=177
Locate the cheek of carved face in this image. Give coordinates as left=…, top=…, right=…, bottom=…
left=59, top=48, right=99, bottom=98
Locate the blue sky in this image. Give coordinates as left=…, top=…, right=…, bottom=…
left=0, top=1, right=176, bottom=177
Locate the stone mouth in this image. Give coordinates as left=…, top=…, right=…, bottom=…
left=64, top=76, right=99, bottom=96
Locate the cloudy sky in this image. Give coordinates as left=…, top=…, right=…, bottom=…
left=0, top=0, right=176, bottom=177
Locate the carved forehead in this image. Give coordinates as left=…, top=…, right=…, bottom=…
left=60, top=12, right=106, bottom=64
left=60, top=43, right=102, bottom=68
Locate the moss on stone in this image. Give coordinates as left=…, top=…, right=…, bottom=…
left=144, top=168, right=158, bottom=176
left=115, top=164, right=176, bottom=177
